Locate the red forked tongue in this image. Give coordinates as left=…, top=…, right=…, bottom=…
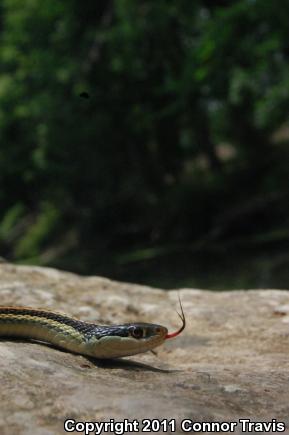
left=165, top=296, right=186, bottom=339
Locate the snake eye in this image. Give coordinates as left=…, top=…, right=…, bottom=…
left=130, top=326, right=144, bottom=339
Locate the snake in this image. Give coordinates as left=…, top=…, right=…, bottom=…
left=0, top=300, right=185, bottom=359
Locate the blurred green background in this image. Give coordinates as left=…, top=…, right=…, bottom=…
left=1, top=0, right=289, bottom=290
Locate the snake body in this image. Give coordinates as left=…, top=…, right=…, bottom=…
left=0, top=306, right=179, bottom=359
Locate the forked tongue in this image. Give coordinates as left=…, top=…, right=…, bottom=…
left=165, top=296, right=186, bottom=339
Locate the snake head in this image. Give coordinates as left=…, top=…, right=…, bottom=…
left=87, top=322, right=168, bottom=358
left=85, top=298, right=185, bottom=359
left=123, top=322, right=168, bottom=355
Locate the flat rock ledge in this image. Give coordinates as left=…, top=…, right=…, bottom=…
left=0, top=263, right=289, bottom=435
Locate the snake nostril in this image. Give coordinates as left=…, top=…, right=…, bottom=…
left=155, top=326, right=165, bottom=336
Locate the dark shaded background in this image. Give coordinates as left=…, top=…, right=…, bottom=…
left=0, top=0, right=289, bottom=289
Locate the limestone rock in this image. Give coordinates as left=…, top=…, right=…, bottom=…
left=0, top=263, right=289, bottom=434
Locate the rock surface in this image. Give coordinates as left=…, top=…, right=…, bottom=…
left=0, top=263, right=289, bottom=434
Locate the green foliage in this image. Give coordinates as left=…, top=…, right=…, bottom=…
left=0, top=203, right=25, bottom=242
left=14, top=202, right=60, bottom=259
left=0, top=0, right=289, bottom=288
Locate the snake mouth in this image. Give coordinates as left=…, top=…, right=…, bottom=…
left=165, top=296, right=186, bottom=340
